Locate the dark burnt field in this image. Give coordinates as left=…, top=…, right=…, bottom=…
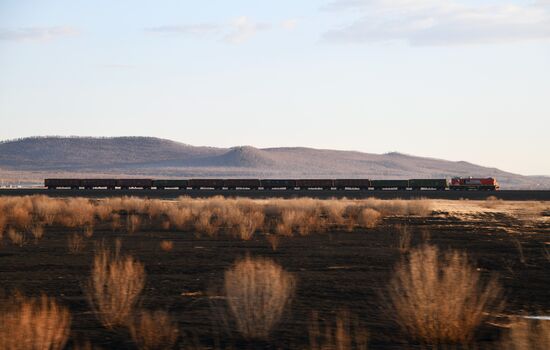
left=1, top=197, right=549, bottom=349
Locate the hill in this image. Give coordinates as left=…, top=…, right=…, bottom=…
left=0, top=136, right=548, bottom=189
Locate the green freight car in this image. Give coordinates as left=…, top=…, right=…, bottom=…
left=370, top=179, right=409, bottom=190
left=409, top=179, right=448, bottom=190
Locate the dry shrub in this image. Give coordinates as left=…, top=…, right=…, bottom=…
left=68, top=233, right=85, bottom=254
left=160, top=240, right=174, bottom=252
left=266, top=234, right=280, bottom=251
left=8, top=228, right=25, bottom=247
left=231, top=211, right=264, bottom=240
left=0, top=214, right=7, bottom=237
left=358, top=208, right=381, bottom=229
left=224, top=256, right=295, bottom=340
left=387, top=244, right=501, bottom=345
left=407, top=199, right=433, bottom=216
left=31, top=225, right=44, bottom=241
left=84, top=225, right=94, bottom=238
left=86, top=241, right=146, bottom=329
left=129, top=310, right=179, bottom=350
left=501, top=318, right=550, bottom=350
left=10, top=205, right=32, bottom=230
left=127, top=215, right=141, bottom=234
left=0, top=293, right=71, bottom=350
left=309, top=310, right=368, bottom=350
left=483, top=195, right=503, bottom=209
left=110, top=213, right=121, bottom=232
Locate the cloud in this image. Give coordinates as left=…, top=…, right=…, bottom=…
left=144, top=24, right=221, bottom=37
left=323, top=0, right=550, bottom=45
left=0, top=26, right=78, bottom=42
left=224, top=16, right=270, bottom=44
left=146, top=17, right=270, bottom=44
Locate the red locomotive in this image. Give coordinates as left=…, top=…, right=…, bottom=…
left=450, top=177, right=499, bottom=191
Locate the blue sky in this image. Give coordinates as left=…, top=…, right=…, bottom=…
left=0, top=0, right=549, bottom=175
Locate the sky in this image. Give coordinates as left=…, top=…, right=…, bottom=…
left=0, top=0, right=549, bottom=176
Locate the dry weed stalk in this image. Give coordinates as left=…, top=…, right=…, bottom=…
left=0, top=293, right=71, bottom=350
left=129, top=310, right=179, bottom=350
left=31, top=225, right=44, bottom=241
left=160, top=240, right=174, bottom=252
left=86, top=241, right=146, bottom=329
left=501, top=318, right=550, bottom=350
left=396, top=225, right=411, bottom=253
left=127, top=215, right=141, bottom=234
left=8, top=228, right=25, bottom=247
left=224, top=256, right=295, bottom=340
left=309, top=310, right=368, bottom=350
left=68, top=233, right=85, bottom=254
left=84, top=225, right=94, bottom=238
left=266, top=234, right=280, bottom=251
left=387, top=245, right=501, bottom=345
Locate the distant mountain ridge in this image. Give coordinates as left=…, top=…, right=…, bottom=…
left=0, top=136, right=548, bottom=189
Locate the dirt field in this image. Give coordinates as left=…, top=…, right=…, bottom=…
left=0, top=197, right=549, bottom=349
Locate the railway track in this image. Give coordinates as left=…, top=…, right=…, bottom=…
left=1, top=189, right=549, bottom=200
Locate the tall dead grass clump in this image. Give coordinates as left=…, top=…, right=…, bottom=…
left=309, top=310, right=368, bottom=350
left=358, top=208, right=381, bottom=229
left=232, top=211, right=265, bottom=240
left=31, top=225, right=44, bottom=241
left=8, top=228, right=25, bottom=247
left=127, top=215, right=141, bottom=234
left=129, top=310, right=179, bottom=350
left=483, top=195, right=503, bottom=209
left=224, top=256, right=295, bottom=340
left=501, top=318, right=550, bottom=350
left=266, top=234, right=280, bottom=251
left=0, top=293, right=71, bottom=350
left=406, top=199, right=433, bottom=216
left=68, top=233, right=85, bottom=254
left=86, top=241, right=146, bottom=329
left=387, top=244, right=501, bottom=345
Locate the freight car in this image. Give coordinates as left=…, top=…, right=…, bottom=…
left=44, top=177, right=499, bottom=190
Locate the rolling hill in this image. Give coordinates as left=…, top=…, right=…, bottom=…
left=0, top=136, right=548, bottom=189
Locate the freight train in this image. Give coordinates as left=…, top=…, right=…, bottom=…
left=44, top=177, right=499, bottom=190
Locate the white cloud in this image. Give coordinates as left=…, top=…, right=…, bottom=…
left=0, top=26, right=78, bottom=42
left=323, top=0, right=550, bottom=45
left=146, top=17, right=269, bottom=44
left=281, top=18, right=299, bottom=31
left=224, top=16, right=270, bottom=44
left=144, top=24, right=221, bottom=37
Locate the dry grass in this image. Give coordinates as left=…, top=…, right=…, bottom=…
left=31, top=225, right=44, bottom=240
left=68, top=233, right=85, bottom=254
left=129, top=310, right=179, bottom=350
left=160, top=240, right=174, bottom=252
left=8, top=228, right=25, bottom=247
left=500, top=318, right=550, bottom=350
left=84, top=225, right=94, bottom=238
left=0, top=196, right=436, bottom=240
left=0, top=293, right=71, bottom=350
left=358, top=208, right=381, bottom=229
left=396, top=225, right=411, bottom=253
left=309, top=310, right=368, bottom=350
left=387, top=244, right=501, bottom=345
left=86, top=241, right=146, bottom=329
left=224, top=256, right=295, bottom=340
left=266, top=234, right=280, bottom=251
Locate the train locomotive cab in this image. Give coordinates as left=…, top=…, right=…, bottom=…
left=450, top=177, right=499, bottom=191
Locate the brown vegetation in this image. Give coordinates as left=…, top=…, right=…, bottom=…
left=68, top=233, right=85, bottom=254
left=308, top=310, right=368, bottom=350
left=160, top=240, right=174, bottom=252
left=0, top=293, right=71, bottom=350
left=224, top=256, right=295, bottom=340
left=129, top=310, right=179, bottom=350
left=0, top=196, right=434, bottom=240
left=501, top=318, right=550, bottom=350
left=86, top=241, right=146, bottom=329
left=8, top=228, right=24, bottom=246
left=387, top=245, right=501, bottom=345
